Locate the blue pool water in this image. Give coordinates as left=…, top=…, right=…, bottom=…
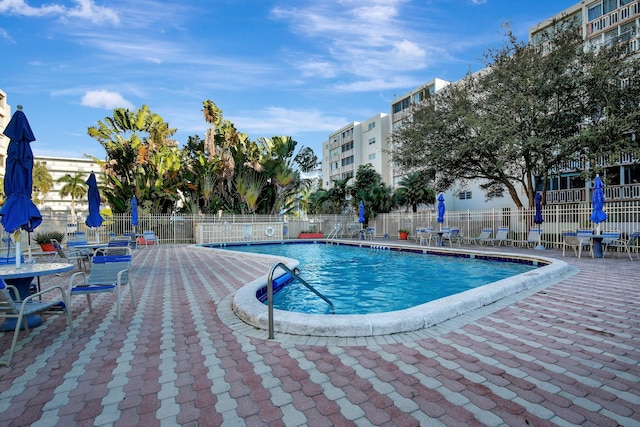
left=222, top=243, right=536, bottom=315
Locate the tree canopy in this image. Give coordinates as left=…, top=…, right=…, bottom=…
left=390, top=22, right=640, bottom=208
left=87, top=100, right=319, bottom=215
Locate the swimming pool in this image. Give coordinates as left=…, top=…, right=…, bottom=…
left=197, top=241, right=572, bottom=337
left=221, top=243, right=536, bottom=315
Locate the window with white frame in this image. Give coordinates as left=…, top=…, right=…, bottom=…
left=368, top=153, right=376, bottom=160
left=368, top=122, right=375, bottom=131
left=458, top=191, right=472, bottom=200
left=368, top=137, right=375, bottom=145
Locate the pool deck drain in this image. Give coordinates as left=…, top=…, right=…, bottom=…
left=1, top=243, right=638, bottom=426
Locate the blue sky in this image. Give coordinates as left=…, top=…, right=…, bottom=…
left=1, top=0, right=578, bottom=160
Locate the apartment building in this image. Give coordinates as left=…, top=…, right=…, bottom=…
left=321, top=113, right=391, bottom=189
left=389, top=78, right=452, bottom=188
left=0, top=89, right=10, bottom=179
left=530, top=0, right=640, bottom=204
left=34, top=156, right=103, bottom=217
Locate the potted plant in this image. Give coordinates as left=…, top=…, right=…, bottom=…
left=398, top=229, right=410, bottom=240
left=34, top=231, right=64, bottom=252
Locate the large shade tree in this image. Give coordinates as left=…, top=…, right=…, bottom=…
left=391, top=21, right=640, bottom=208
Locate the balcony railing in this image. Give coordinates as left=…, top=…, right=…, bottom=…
left=587, top=0, right=640, bottom=36
left=545, top=183, right=640, bottom=204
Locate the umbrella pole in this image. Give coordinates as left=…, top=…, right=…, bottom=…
left=13, top=231, right=21, bottom=268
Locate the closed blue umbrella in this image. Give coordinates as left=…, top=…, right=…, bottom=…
left=437, top=193, right=445, bottom=225
left=534, top=192, right=544, bottom=249
left=590, top=174, right=607, bottom=233
left=0, top=106, right=42, bottom=234
left=131, top=196, right=139, bottom=230
left=358, top=201, right=365, bottom=224
left=85, top=172, right=103, bottom=229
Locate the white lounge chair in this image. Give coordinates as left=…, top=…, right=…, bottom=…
left=512, top=227, right=542, bottom=248
left=489, top=227, right=511, bottom=246
left=468, top=228, right=492, bottom=245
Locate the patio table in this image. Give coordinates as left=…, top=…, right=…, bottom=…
left=0, top=262, right=74, bottom=331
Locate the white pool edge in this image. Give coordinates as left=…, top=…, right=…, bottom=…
left=193, top=242, right=572, bottom=337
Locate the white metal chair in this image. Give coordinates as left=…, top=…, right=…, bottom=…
left=606, top=231, right=640, bottom=260
left=599, top=230, right=621, bottom=258
left=0, top=280, right=73, bottom=366
left=141, top=230, right=158, bottom=246
left=442, top=228, right=462, bottom=247
left=364, top=227, right=375, bottom=240
left=68, top=247, right=135, bottom=320
left=417, top=227, right=435, bottom=246
left=50, top=239, right=89, bottom=269
left=562, top=229, right=592, bottom=258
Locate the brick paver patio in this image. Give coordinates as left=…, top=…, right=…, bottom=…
left=0, top=243, right=638, bottom=426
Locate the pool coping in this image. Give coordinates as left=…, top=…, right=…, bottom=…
left=192, top=240, right=574, bottom=337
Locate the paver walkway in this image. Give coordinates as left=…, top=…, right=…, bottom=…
left=0, top=243, right=638, bottom=426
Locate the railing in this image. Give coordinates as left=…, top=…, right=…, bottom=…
left=18, top=200, right=640, bottom=252
left=587, top=0, right=640, bottom=36
left=267, top=262, right=335, bottom=339
left=546, top=183, right=640, bottom=204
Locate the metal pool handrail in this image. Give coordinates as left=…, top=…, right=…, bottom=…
left=267, top=262, right=335, bottom=339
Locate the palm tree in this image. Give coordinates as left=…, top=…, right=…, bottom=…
left=58, top=173, right=87, bottom=222
left=395, top=170, right=436, bottom=212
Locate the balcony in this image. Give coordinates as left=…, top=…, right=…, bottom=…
left=587, top=0, right=640, bottom=37
left=546, top=183, right=640, bottom=204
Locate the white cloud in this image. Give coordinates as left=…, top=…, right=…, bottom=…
left=229, top=107, right=348, bottom=136
left=0, top=27, right=14, bottom=43
left=271, top=1, right=429, bottom=87
left=0, top=0, right=118, bottom=24
left=81, top=90, right=134, bottom=110
left=0, top=0, right=65, bottom=16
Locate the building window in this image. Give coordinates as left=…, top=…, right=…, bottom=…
left=588, top=3, right=602, bottom=21
left=341, top=156, right=354, bottom=167
left=368, top=153, right=376, bottom=160
left=341, top=141, right=354, bottom=152
left=603, top=0, right=617, bottom=14
left=368, top=122, right=375, bottom=130
left=458, top=191, right=472, bottom=200
left=368, top=137, right=375, bottom=145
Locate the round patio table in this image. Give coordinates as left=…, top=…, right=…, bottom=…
left=0, top=262, right=74, bottom=331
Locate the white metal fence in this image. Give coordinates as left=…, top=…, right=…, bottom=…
left=14, top=201, right=640, bottom=250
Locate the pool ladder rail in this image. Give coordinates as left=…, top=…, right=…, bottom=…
left=267, top=262, right=335, bottom=339
left=326, top=223, right=342, bottom=239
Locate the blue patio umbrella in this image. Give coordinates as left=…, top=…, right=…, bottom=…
left=131, top=196, right=139, bottom=230
left=590, top=174, right=607, bottom=233
left=534, top=192, right=545, bottom=249
left=0, top=106, right=42, bottom=235
left=85, top=172, right=103, bottom=231
left=0, top=106, right=42, bottom=266
left=358, top=201, right=365, bottom=224
left=437, top=193, right=445, bottom=225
